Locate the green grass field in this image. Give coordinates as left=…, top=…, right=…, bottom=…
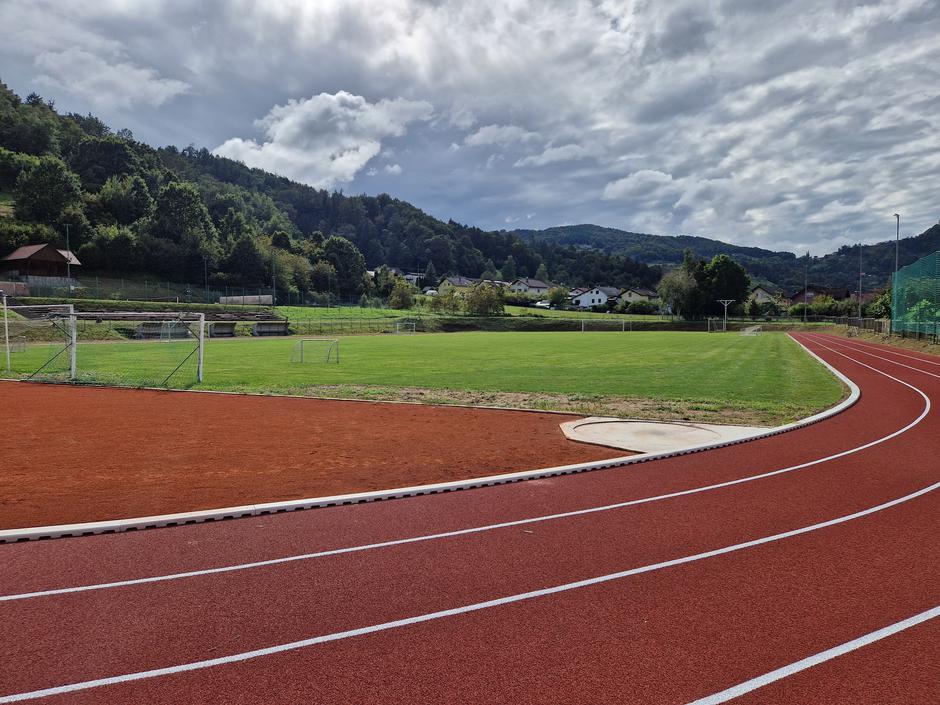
left=3, top=331, right=843, bottom=424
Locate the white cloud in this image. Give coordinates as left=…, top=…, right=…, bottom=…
left=465, top=124, right=541, bottom=147
left=384, top=163, right=402, bottom=174
left=515, top=143, right=588, bottom=167
left=214, top=91, right=433, bottom=188
left=5, top=0, right=939, bottom=251
left=34, top=48, right=189, bottom=110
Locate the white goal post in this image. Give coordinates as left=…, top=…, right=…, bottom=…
left=707, top=318, right=727, bottom=332
left=394, top=321, right=416, bottom=334
left=741, top=325, right=762, bottom=336
left=2, top=309, right=205, bottom=384
left=291, top=338, right=340, bottom=363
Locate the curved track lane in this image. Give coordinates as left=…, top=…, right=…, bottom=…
left=1, top=333, right=937, bottom=703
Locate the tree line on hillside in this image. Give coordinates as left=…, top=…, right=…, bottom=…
left=0, top=81, right=661, bottom=302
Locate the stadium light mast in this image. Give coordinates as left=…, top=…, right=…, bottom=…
left=894, top=213, right=900, bottom=283
left=717, top=299, right=734, bottom=330
left=64, top=223, right=71, bottom=298
left=858, top=242, right=864, bottom=319
left=803, top=250, right=809, bottom=323
left=1, top=289, right=10, bottom=372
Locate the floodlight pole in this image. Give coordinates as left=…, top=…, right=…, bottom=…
left=858, top=242, right=863, bottom=319
left=1, top=290, right=10, bottom=372
left=717, top=299, right=734, bottom=330
left=803, top=251, right=809, bottom=323
left=64, top=223, right=71, bottom=297
left=893, top=213, right=900, bottom=284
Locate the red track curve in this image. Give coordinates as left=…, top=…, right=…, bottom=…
left=0, top=333, right=937, bottom=704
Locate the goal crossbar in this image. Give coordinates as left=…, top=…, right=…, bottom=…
left=292, top=338, right=340, bottom=363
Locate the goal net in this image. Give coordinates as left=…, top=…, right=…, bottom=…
left=3, top=304, right=75, bottom=380
left=2, top=309, right=205, bottom=388
left=741, top=325, right=762, bottom=336
left=707, top=318, right=727, bottom=332
left=394, top=321, right=416, bottom=334
left=291, top=338, right=339, bottom=363
left=579, top=319, right=631, bottom=332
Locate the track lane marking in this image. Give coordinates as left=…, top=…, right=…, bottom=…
left=685, top=604, right=940, bottom=704
left=0, top=337, right=922, bottom=603
left=825, top=335, right=940, bottom=366
left=0, top=342, right=934, bottom=703
left=807, top=334, right=940, bottom=379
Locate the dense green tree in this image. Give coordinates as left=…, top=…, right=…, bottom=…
left=310, top=260, right=337, bottom=292
left=547, top=286, right=568, bottom=306
left=702, top=254, right=751, bottom=314
left=70, top=137, right=141, bottom=190
left=144, top=181, right=220, bottom=277
left=98, top=174, right=153, bottom=225
left=535, top=262, right=550, bottom=282
left=322, top=235, right=366, bottom=295
left=388, top=279, right=414, bottom=309
left=463, top=283, right=505, bottom=316
left=13, top=155, right=82, bottom=224
left=746, top=298, right=761, bottom=319
left=223, top=234, right=266, bottom=285
left=501, top=255, right=517, bottom=281
left=657, top=268, right=698, bottom=319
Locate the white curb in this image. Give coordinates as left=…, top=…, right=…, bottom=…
left=0, top=335, right=858, bottom=543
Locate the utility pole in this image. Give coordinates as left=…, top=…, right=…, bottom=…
left=272, top=251, right=277, bottom=305
left=803, top=251, right=809, bottom=323
left=2, top=290, right=10, bottom=372
left=858, top=243, right=864, bottom=319
left=717, top=299, right=734, bottom=331
left=893, top=213, right=900, bottom=284
left=64, top=223, right=72, bottom=297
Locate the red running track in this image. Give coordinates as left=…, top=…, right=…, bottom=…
left=0, top=333, right=937, bottom=704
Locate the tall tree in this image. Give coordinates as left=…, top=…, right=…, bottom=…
left=13, top=156, right=82, bottom=224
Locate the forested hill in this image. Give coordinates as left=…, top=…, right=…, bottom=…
left=0, top=81, right=660, bottom=297
left=512, top=219, right=940, bottom=293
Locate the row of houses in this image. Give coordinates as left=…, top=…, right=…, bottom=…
left=436, top=275, right=661, bottom=309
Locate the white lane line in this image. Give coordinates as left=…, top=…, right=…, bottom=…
left=685, top=604, right=940, bottom=705
left=3, top=477, right=937, bottom=702
left=826, top=336, right=940, bottom=366
left=0, top=344, right=934, bottom=703
left=809, top=335, right=940, bottom=378
left=0, top=340, right=920, bottom=603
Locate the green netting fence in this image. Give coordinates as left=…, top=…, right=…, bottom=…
left=892, top=251, right=940, bottom=337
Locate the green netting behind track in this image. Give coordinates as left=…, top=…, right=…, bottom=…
left=892, top=251, right=940, bottom=335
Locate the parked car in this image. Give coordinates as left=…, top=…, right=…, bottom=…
left=534, top=300, right=551, bottom=309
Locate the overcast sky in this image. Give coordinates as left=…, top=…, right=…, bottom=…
left=3, top=0, right=938, bottom=255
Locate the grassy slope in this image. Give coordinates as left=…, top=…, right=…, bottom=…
left=4, top=331, right=843, bottom=424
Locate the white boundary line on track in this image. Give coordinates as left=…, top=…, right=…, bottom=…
left=4, top=339, right=906, bottom=602
left=0, top=343, right=933, bottom=703
left=806, top=335, right=940, bottom=379
left=686, top=604, right=940, bottom=704
left=825, top=336, right=940, bottom=366
left=0, top=336, right=858, bottom=543
left=2, top=337, right=919, bottom=603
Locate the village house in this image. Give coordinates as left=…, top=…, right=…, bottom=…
left=570, top=286, right=619, bottom=309
left=509, top=278, right=551, bottom=296
left=619, top=287, right=659, bottom=304
left=0, top=244, right=81, bottom=289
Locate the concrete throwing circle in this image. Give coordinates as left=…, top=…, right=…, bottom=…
left=560, top=418, right=770, bottom=453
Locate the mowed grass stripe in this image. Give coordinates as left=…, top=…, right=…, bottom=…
left=5, top=332, right=843, bottom=422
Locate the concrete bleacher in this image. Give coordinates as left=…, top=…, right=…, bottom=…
left=251, top=320, right=290, bottom=336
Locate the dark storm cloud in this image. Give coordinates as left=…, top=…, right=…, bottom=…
left=2, top=0, right=938, bottom=253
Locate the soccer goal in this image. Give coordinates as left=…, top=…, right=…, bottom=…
left=394, top=321, right=416, bottom=334
left=707, top=318, right=727, bottom=332
left=291, top=338, right=340, bottom=363
left=580, top=319, right=631, bottom=332
left=741, top=325, right=762, bottom=336
left=2, top=310, right=206, bottom=386
left=3, top=303, right=75, bottom=378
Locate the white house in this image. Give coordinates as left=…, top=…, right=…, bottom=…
left=509, top=278, right=551, bottom=296
left=748, top=285, right=777, bottom=305
left=570, top=287, right=616, bottom=308
left=620, top=287, right=659, bottom=304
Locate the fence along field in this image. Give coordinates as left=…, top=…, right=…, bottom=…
left=2, top=330, right=843, bottom=426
